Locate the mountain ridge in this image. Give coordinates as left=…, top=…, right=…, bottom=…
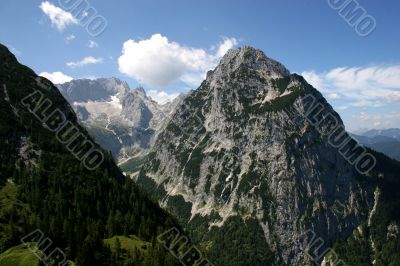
left=351, top=130, right=400, bottom=161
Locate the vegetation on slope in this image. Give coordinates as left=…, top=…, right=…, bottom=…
left=0, top=43, right=182, bottom=265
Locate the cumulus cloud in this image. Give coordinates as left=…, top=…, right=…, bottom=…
left=67, top=56, right=103, bottom=68
left=216, top=37, right=239, bottom=57
left=88, top=40, right=99, bottom=48
left=147, top=90, right=180, bottom=105
left=118, top=34, right=238, bottom=88
left=302, top=65, right=400, bottom=107
left=39, top=71, right=73, bottom=84
left=39, top=1, right=77, bottom=31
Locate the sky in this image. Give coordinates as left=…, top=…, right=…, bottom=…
left=0, top=0, right=399, bottom=132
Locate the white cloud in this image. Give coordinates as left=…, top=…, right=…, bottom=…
left=327, top=93, right=341, bottom=100
left=118, top=34, right=238, bottom=88
left=88, top=40, right=99, bottom=48
left=39, top=1, right=77, bottom=31
left=357, top=111, right=398, bottom=121
left=300, top=71, right=324, bottom=90
left=346, top=111, right=400, bottom=131
left=302, top=65, right=400, bottom=107
left=216, top=37, right=239, bottom=57
left=147, top=90, right=180, bottom=105
left=351, top=100, right=383, bottom=107
left=65, top=34, right=75, bottom=43
left=67, top=56, right=103, bottom=68
left=373, top=121, right=381, bottom=127
left=82, top=75, right=98, bottom=80
left=39, top=71, right=73, bottom=84
left=353, top=111, right=400, bottom=128
left=336, top=105, right=349, bottom=110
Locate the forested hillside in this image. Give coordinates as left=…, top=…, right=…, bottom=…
left=0, top=43, right=183, bottom=265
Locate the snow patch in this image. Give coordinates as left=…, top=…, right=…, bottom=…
left=73, top=95, right=122, bottom=118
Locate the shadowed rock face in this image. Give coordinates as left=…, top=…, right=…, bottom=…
left=137, top=47, right=380, bottom=265
left=121, top=90, right=153, bottom=128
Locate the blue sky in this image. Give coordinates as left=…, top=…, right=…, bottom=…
left=1, top=0, right=399, bottom=131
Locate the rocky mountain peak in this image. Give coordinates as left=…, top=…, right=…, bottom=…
left=207, top=46, right=290, bottom=84
left=136, top=46, right=383, bottom=265
left=58, top=77, right=129, bottom=103
left=136, top=86, right=145, bottom=93
left=200, top=46, right=296, bottom=112
left=128, top=86, right=150, bottom=103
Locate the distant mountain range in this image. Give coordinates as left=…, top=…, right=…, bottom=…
left=352, top=128, right=400, bottom=161
left=362, top=128, right=400, bottom=140
left=57, top=78, right=183, bottom=171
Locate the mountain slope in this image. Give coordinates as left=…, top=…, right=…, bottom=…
left=327, top=151, right=400, bottom=265
left=367, top=141, right=400, bottom=161
left=0, top=43, right=183, bottom=265
left=352, top=133, right=400, bottom=161
left=137, top=46, right=400, bottom=265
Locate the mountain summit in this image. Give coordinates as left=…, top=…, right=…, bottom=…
left=207, top=46, right=290, bottom=81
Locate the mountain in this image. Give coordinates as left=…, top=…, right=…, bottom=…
left=0, top=43, right=186, bottom=265
left=136, top=46, right=400, bottom=265
left=352, top=131, right=400, bottom=161
left=366, top=141, right=400, bottom=161
left=57, top=78, right=183, bottom=169
left=352, top=128, right=370, bottom=135
left=351, top=134, right=397, bottom=145
left=363, top=128, right=400, bottom=141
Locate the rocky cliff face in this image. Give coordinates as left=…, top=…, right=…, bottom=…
left=57, top=78, right=182, bottom=164
left=138, top=47, right=378, bottom=265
